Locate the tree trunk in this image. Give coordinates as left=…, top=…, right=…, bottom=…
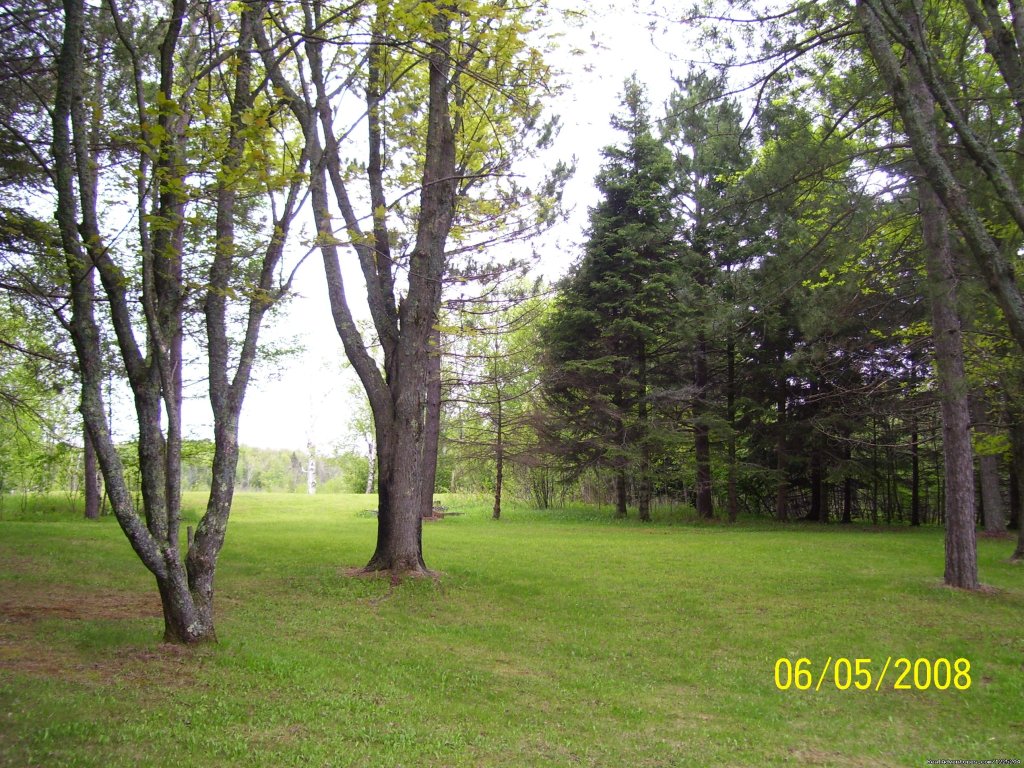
left=1010, top=422, right=1024, bottom=561
left=694, top=333, right=713, bottom=519
left=911, top=417, right=922, bottom=526
left=897, top=12, right=978, bottom=588
left=726, top=339, right=739, bottom=523
left=922, top=197, right=978, bottom=587
left=493, top=435, right=503, bottom=521
left=493, top=380, right=503, bottom=520
left=367, top=406, right=430, bottom=573
left=810, top=446, right=826, bottom=522
left=978, top=452, right=1005, bottom=533
left=421, top=326, right=442, bottom=519
left=365, top=436, right=376, bottom=495
left=843, top=478, right=854, bottom=525
left=83, top=421, right=100, bottom=520
left=306, top=443, right=317, bottom=495
left=775, top=377, right=788, bottom=522
left=615, top=469, right=628, bottom=519
left=1008, top=440, right=1020, bottom=531
left=637, top=347, right=652, bottom=523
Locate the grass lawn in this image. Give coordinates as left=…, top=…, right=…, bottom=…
left=1, top=492, right=1022, bottom=767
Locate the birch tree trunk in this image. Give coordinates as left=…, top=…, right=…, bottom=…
left=365, top=437, right=376, bottom=495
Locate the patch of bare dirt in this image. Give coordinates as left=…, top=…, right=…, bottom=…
left=0, top=581, right=202, bottom=688
left=0, top=552, right=48, bottom=576
left=0, top=582, right=161, bottom=624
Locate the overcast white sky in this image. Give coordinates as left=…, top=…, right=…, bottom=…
left=184, top=4, right=694, bottom=452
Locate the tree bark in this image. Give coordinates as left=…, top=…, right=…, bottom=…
left=368, top=419, right=429, bottom=573
left=726, top=339, right=739, bottom=523
left=876, top=4, right=978, bottom=588
left=693, top=333, right=713, bottom=519
left=1010, top=422, right=1024, bottom=561
left=82, top=396, right=101, bottom=520
left=978, top=453, right=1006, bottom=533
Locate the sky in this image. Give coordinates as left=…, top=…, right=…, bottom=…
left=187, top=4, right=694, bottom=453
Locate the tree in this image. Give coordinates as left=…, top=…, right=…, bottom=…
left=0, top=295, right=77, bottom=504
left=41, top=0, right=312, bottom=641
left=854, top=0, right=1024, bottom=357
left=263, top=0, right=563, bottom=574
left=446, top=288, right=546, bottom=519
left=663, top=0, right=989, bottom=576
left=857, top=0, right=979, bottom=587
left=662, top=69, right=753, bottom=519
left=542, top=77, right=679, bottom=521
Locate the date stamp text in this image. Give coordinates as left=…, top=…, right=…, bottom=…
left=773, top=657, right=972, bottom=691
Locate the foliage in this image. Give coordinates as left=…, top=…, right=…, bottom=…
left=541, top=77, right=680, bottom=519
left=0, top=295, right=78, bottom=505
left=443, top=284, right=550, bottom=514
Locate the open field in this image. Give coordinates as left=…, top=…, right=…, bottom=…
left=1, top=493, right=1022, bottom=767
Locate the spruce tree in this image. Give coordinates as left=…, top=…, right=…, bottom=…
left=542, top=77, right=678, bottom=521
left=663, top=70, right=753, bottom=520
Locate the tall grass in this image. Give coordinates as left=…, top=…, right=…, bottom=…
left=1, top=493, right=1021, bottom=766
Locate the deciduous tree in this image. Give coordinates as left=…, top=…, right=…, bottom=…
left=262, top=0, right=563, bottom=573
left=45, top=0, right=311, bottom=641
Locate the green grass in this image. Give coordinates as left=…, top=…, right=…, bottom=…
left=1, top=493, right=1022, bottom=767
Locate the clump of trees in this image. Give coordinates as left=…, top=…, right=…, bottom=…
left=0, top=0, right=565, bottom=639
left=454, top=0, right=1022, bottom=591
left=442, top=1, right=1024, bottom=591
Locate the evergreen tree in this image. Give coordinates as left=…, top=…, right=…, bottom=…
left=542, top=77, right=679, bottom=521
left=663, top=69, right=753, bottom=519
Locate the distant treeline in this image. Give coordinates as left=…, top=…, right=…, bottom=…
left=1, top=439, right=375, bottom=507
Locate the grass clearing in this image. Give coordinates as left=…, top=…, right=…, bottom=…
left=1, top=493, right=1022, bottom=766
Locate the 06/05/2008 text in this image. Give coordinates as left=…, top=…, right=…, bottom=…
left=773, top=656, right=971, bottom=691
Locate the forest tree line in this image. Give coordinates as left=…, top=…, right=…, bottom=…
left=439, top=58, right=1023, bottom=536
